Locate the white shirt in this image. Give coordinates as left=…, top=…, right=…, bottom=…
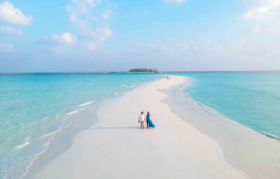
left=139, top=114, right=145, bottom=122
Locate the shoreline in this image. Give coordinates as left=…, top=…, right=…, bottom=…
left=18, top=78, right=162, bottom=179
left=161, top=77, right=280, bottom=178
left=180, top=78, right=280, bottom=142
left=22, top=80, right=157, bottom=179
left=186, top=92, right=280, bottom=141
left=24, top=76, right=280, bottom=179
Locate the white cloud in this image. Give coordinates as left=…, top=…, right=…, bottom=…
left=102, top=10, right=111, bottom=20
left=90, top=16, right=98, bottom=21
left=165, top=0, right=186, bottom=4
left=96, top=27, right=113, bottom=40
left=206, top=39, right=211, bottom=45
left=67, top=0, right=113, bottom=41
left=1, top=26, right=22, bottom=36
left=51, top=33, right=76, bottom=44
left=150, top=43, right=156, bottom=48
left=178, top=43, right=190, bottom=50
left=87, top=42, right=96, bottom=51
left=214, top=44, right=224, bottom=52
left=239, top=38, right=247, bottom=45
left=0, top=43, right=14, bottom=52
left=241, top=0, right=280, bottom=20
left=42, top=33, right=76, bottom=45
left=0, top=2, right=32, bottom=25
left=149, top=41, right=169, bottom=51
left=229, top=38, right=247, bottom=49
left=66, top=0, right=98, bottom=14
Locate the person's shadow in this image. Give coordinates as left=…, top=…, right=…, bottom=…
left=89, top=127, right=141, bottom=130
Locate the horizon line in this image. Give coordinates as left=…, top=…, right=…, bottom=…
left=0, top=70, right=280, bottom=74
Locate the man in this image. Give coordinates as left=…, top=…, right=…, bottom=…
left=138, top=111, right=146, bottom=129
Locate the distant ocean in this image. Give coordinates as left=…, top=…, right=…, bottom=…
left=170, top=71, right=280, bottom=140
left=0, top=73, right=164, bottom=179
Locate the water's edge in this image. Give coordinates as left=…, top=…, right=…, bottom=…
left=161, top=76, right=280, bottom=179
left=11, top=74, right=280, bottom=178
left=182, top=77, right=280, bottom=141
left=21, top=79, right=160, bottom=179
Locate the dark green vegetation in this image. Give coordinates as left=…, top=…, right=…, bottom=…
left=129, top=68, right=159, bottom=73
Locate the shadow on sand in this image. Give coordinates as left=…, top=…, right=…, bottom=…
left=89, top=127, right=141, bottom=130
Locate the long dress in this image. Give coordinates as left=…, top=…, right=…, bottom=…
left=146, top=114, right=155, bottom=128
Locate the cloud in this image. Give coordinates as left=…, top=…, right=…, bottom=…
left=66, top=0, right=97, bottom=14
left=96, top=27, right=113, bottom=40
left=214, top=44, right=224, bottom=53
left=0, top=43, right=14, bottom=52
left=42, top=33, right=76, bottom=45
left=253, top=24, right=261, bottom=32
left=241, top=0, right=280, bottom=20
left=102, top=9, right=111, bottom=20
left=165, top=0, right=186, bottom=4
left=67, top=0, right=113, bottom=41
left=149, top=41, right=169, bottom=51
left=69, top=15, right=112, bottom=40
left=0, top=2, right=32, bottom=25
left=51, top=33, right=76, bottom=44
left=87, top=42, right=96, bottom=51
left=178, top=43, right=190, bottom=50
left=1, top=26, right=22, bottom=36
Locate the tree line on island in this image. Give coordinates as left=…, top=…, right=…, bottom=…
left=129, top=68, right=159, bottom=73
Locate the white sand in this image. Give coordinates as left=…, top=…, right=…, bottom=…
left=26, top=76, right=280, bottom=179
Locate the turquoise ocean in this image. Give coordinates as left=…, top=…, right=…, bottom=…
left=170, top=72, right=280, bottom=139
left=1, top=72, right=280, bottom=178
left=0, top=73, right=164, bottom=179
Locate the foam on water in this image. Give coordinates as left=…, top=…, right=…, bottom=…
left=66, top=109, right=84, bottom=115
left=78, top=101, right=95, bottom=107
left=14, top=137, right=30, bottom=149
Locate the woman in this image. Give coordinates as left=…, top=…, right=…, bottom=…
left=146, top=112, right=155, bottom=128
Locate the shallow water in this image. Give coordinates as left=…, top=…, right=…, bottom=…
left=170, top=71, right=280, bottom=139
left=0, top=73, right=164, bottom=179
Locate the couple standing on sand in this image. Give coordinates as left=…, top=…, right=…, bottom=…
left=138, top=111, right=155, bottom=129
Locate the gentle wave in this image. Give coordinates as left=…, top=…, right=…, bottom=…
left=260, top=132, right=280, bottom=141
left=66, top=109, right=84, bottom=115
left=41, top=128, right=62, bottom=139
left=184, top=92, right=235, bottom=124
left=78, top=101, right=95, bottom=107
left=15, top=137, right=30, bottom=149
left=20, top=131, right=57, bottom=179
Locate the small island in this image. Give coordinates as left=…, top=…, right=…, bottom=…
left=129, top=68, right=159, bottom=73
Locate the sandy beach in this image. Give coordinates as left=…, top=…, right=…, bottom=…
left=25, top=76, right=280, bottom=179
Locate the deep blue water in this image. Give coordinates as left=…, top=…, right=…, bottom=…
left=170, top=72, right=280, bottom=139
left=0, top=73, right=164, bottom=179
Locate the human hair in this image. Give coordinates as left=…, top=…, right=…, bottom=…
left=147, top=112, right=150, bottom=115
left=141, top=111, right=144, bottom=114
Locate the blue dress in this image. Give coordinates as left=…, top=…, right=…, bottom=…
left=146, top=114, right=155, bottom=128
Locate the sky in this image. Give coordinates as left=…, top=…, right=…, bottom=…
left=0, top=0, right=279, bottom=72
